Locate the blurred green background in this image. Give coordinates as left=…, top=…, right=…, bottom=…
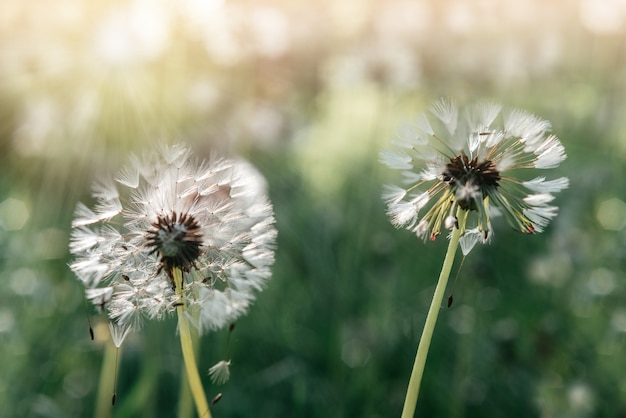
left=1, top=0, right=626, bottom=417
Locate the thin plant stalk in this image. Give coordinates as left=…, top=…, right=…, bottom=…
left=177, top=368, right=194, bottom=418
left=401, top=208, right=467, bottom=418
left=174, top=268, right=212, bottom=418
left=178, top=307, right=201, bottom=418
left=95, top=330, right=118, bottom=418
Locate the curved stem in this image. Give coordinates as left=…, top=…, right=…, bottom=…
left=174, top=268, right=212, bottom=418
left=401, top=208, right=467, bottom=418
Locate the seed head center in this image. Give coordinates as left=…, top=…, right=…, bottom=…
left=157, top=225, right=187, bottom=256
left=442, top=152, right=501, bottom=210
left=146, top=212, right=203, bottom=276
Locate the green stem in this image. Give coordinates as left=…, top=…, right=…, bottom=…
left=178, top=309, right=201, bottom=418
left=174, top=268, right=212, bottom=418
left=401, top=208, right=467, bottom=418
left=95, top=330, right=117, bottom=418
left=177, top=368, right=194, bottom=418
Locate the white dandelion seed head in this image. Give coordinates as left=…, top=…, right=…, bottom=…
left=381, top=98, right=568, bottom=243
left=69, top=143, right=277, bottom=336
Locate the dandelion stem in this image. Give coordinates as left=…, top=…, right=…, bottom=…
left=401, top=208, right=467, bottom=418
left=177, top=368, right=194, bottom=418
left=95, top=330, right=118, bottom=418
left=174, top=268, right=212, bottom=418
left=178, top=309, right=201, bottom=418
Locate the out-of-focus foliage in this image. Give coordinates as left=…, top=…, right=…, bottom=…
left=1, top=0, right=626, bottom=417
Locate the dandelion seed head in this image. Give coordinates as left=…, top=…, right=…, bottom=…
left=381, top=99, right=568, bottom=249
left=70, top=143, right=277, bottom=335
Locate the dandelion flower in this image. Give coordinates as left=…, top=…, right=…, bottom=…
left=69, top=143, right=277, bottom=336
left=381, top=98, right=568, bottom=243
left=381, top=99, right=568, bottom=417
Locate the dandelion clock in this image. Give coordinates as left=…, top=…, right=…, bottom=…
left=70, top=143, right=277, bottom=417
left=381, top=99, right=568, bottom=417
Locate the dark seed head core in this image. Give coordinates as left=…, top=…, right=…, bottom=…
left=146, top=212, right=203, bottom=277
left=442, top=151, right=501, bottom=211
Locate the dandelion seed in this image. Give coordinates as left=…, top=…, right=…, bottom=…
left=209, top=360, right=231, bottom=385
left=211, top=393, right=223, bottom=405
left=108, top=322, right=131, bottom=348
left=381, top=98, right=568, bottom=248
left=107, top=322, right=129, bottom=408
left=83, top=298, right=95, bottom=341
left=69, top=143, right=278, bottom=336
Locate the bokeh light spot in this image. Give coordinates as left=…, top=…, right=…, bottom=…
left=10, top=268, right=39, bottom=296
left=528, top=252, right=573, bottom=287
left=568, top=382, right=594, bottom=411
left=92, top=2, right=170, bottom=68
left=588, top=268, right=616, bottom=296
left=611, top=309, right=626, bottom=332
left=341, top=338, right=371, bottom=368
left=0, top=309, right=15, bottom=333
left=579, top=0, right=625, bottom=34
left=596, top=198, right=626, bottom=231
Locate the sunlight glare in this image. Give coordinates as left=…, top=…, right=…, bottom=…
left=92, top=1, right=170, bottom=68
